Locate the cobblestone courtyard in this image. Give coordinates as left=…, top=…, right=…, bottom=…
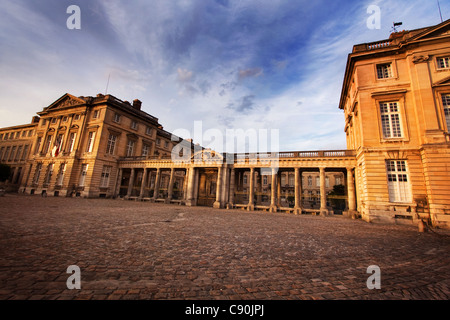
left=0, top=194, right=449, bottom=300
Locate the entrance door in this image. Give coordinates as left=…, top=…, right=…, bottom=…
left=197, top=169, right=217, bottom=206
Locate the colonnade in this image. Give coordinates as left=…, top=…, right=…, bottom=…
left=116, top=162, right=357, bottom=217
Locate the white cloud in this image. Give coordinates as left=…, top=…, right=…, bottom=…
left=0, top=0, right=448, bottom=152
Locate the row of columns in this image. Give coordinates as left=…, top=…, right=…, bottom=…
left=118, top=167, right=182, bottom=203
left=117, top=165, right=357, bottom=217
left=232, top=166, right=356, bottom=216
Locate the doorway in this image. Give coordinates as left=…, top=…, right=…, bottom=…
left=197, top=168, right=217, bottom=206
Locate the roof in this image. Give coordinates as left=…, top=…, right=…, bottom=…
left=338, top=19, right=450, bottom=110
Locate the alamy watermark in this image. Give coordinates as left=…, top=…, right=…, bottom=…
left=170, top=121, right=280, bottom=171
left=66, top=5, right=81, bottom=30
left=66, top=265, right=81, bottom=289
left=367, top=5, right=381, bottom=30
left=366, top=265, right=381, bottom=289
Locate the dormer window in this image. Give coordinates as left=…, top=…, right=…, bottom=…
left=113, top=113, right=121, bottom=123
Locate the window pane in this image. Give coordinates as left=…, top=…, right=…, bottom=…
left=442, top=94, right=450, bottom=132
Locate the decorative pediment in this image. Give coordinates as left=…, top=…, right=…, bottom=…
left=192, top=149, right=224, bottom=164
left=408, top=20, right=450, bottom=42
left=41, top=93, right=86, bottom=113
left=126, top=133, right=139, bottom=140
left=385, top=150, right=408, bottom=160
left=433, top=75, right=450, bottom=87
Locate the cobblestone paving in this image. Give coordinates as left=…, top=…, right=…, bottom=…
left=0, top=194, right=449, bottom=300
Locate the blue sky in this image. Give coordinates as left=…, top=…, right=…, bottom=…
left=0, top=0, right=448, bottom=152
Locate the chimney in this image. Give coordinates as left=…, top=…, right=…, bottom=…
left=133, top=99, right=142, bottom=110
left=32, top=116, right=40, bottom=124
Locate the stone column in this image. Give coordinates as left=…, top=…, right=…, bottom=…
left=166, top=168, right=175, bottom=203
left=256, top=171, right=262, bottom=205
left=346, top=167, right=357, bottom=218
left=126, top=168, right=135, bottom=198
left=277, top=172, right=282, bottom=207
left=294, top=168, right=302, bottom=215
left=152, top=168, right=161, bottom=201
left=319, top=167, right=328, bottom=216
left=186, top=167, right=196, bottom=206
left=269, top=168, right=277, bottom=212
left=114, top=168, right=123, bottom=198
left=247, top=168, right=255, bottom=211
left=139, top=168, right=148, bottom=199
left=213, top=166, right=223, bottom=209
left=183, top=168, right=189, bottom=202
left=228, top=168, right=235, bottom=209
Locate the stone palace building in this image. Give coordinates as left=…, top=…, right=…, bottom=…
left=1, top=19, right=449, bottom=228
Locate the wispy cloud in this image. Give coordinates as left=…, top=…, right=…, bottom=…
left=0, top=0, right=448, bottom=152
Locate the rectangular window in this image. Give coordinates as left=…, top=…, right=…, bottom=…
left=56, top=163, right=66, bottom=186
left=33, top=163, right=42, bottom=184
left=0, top=147, right=4, bottom=160
left=315, top=176, right=320, bottom=187
left=142, top=144, right=150, bottom=157
left=307, top=176, right=312, bottom=187
left=156, top=138, right=161, bottom=146
left=51, top=118, right=57, bottom=124
left=380, top=102, right=402, bottom=138
left=9, top=146, right=16, bottom=161
left=51, top=134, right=64, bottom=157
left=126, top=140, right=135, bottom=157
left=164, top=141, right=169, bottom=149
left=15, top=132, right=20, bottom=139
left=4, top=147, right=10, bottom=161
left=131, top=121, right=138, bottom=130
left=67, top=132, right=76, bottom=152
left=437, top=57, right=450, bottom=69
left=15, top=146, right=22, bottom=161
left=43, top=135, right=53, bottom=154
left=114, top=113, right=121, bottom=123
left=289, top=175, right=294, bottom=187
left=100, top=166, right=112, bottom=188
left=442, top=94, right=450, bottom=132
left=106, top=134, right=117, bottom=155
left=35, top=136, right=42, bottom=154
left=0, top=134, right=3, bottom=140
left=21, top=145, right=29, bottom=160
left=146, top=126, right=153, bottom=135
left=74, top=114, right=81, bottom=121
left=93, top=110, right=100, bottom=119
left=79, top=164, right=88, bottom=186
left=335, top=176, right=342, bottom=186
left=386, top=160, right=411, bottom=203
left=85, top=131, right=96, bottom=152
left=325, top=176, right=330, bottom=188
left=377, top=63, right=392, bottom=79
left=44, top=163, right=54, bottom=185
left=263, top=176, right=268, bottom=185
